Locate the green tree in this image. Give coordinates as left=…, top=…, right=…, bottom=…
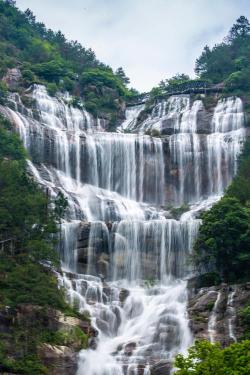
left=175, top=340, right=250, bottom=375
left=228, top=16, right=250, bottom=41
left=33, top=60, right=68, bottom=83
left=115, top=67, right=130, bottom=85
left=193, top=197, right=250, bottom=282
left=166, top=73, right=190, bottom=86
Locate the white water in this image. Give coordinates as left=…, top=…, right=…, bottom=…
left=208, top=291, right=222, bottom=343
left=2, top=86, right=246, bottom=374
left=227, top=289, right=237, bottom=343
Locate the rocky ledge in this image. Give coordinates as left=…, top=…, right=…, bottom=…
left=187, top=279, right=250, bottom=345
left=0, top=303, right=97, bottom=375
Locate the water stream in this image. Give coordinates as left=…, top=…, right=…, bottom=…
left=2, top=86, right=245, bottom=374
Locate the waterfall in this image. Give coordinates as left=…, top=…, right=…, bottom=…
left=208, top=291, right=222, bottom=343
left=2, top=85, right=245, bottom=374
left=227, top=289, right=237, bottom=343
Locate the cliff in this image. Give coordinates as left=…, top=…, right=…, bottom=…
left=187, top=280, right=250, bottom=345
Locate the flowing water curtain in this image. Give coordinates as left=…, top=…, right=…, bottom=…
left=3, top=86, right=246, bottom=375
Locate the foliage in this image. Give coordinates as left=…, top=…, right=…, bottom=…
left=195, top=16, right=250, bottom=92
left=54, top=191, right=68, bottom=223
left=227, top=16, right=250, bottom=41
left=193, top=196, right=250, bottom=282
left=0, top=0, right=130, bottom=117
left=80, top=68, right=130, bottom=97
left=41, top=326, right=88, bottom=350
left=0, top=342, right=48, bottom=375
left=32, top=60, right=70, bottom=83
left=0, top=118, right=58, bottom=261
left=170, top=204, right=190, bottom=219
left=0, top=257, right=66, bottom=309
left=159, top=73, right=190, bottom=90
left=115, top=67, right=130, bottom=85
left=174, top=339, right=250, bottom=375
left=149, top=86, right=165, bottom=99
left=0, top=80, right=8, bottom=104
left=194, top=139, right=250, bottom=283
left=241, top=304, right=250, bottom=339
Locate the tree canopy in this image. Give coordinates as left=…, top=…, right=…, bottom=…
left=0, top=0, right=135, bottom=117
left=195, top=16, right=250, bottom=90
left=174, top=340, right=250, bottom=375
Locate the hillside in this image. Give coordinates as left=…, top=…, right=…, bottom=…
left=0, top=0, right=136, bottom=126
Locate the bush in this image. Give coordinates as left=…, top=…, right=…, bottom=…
left=170, top=204, right=190, bottom=219
left=22, top=69, right=36, bottom=86
left=225, top=70, right=250, bottom=91
left=46, top=82, right=58, bottom=96
left=80, top=68, right=129, bottom=97
left=33, top=60, right=67, bottom=83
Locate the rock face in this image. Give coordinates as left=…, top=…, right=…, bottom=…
left=187, top=281, right=250, bottom=346
left=2, top=68, right=22, bottom=90
left=151, top=361, right=171, bottom=375
left=0, top=303, right=95, bottom=375
left=38, top=344, right=77, bottom=375
left=76, top=222, right=110, bottom=277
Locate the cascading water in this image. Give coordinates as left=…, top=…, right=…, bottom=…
left=1, top=85, right=246, bottom=374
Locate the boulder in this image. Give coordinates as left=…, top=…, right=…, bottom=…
left=151, top=361, right=171, bottom=375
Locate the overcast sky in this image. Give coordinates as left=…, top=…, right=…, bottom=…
left=16, top=0, right=250, bottom=92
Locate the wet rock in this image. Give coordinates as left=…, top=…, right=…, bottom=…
left=38, top=344, right=77, bottom=375
left=187, top=282, right=250, bottom=345
left=97, top=253, right=109, bottom=278
left=77, top=247, right=89, bottom=264
left=111, top=305, right=122, bottom=333
left=151, top=360, right=171, bottom=375
left=124, top=342, right=137, bottom=356
left=96, top=318, right=109, bottom=335
left=196, top=108, right=213, bottom=133
left=78, top=222, right=91, bottom=240
left=119, top=288, right=130, bottom=303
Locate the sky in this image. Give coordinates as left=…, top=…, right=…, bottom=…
left=16, top=0, right=250, bottom=92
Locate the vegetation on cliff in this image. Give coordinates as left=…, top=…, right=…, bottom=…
left=195, top=16, right=250, bottom=91
left=149, top=16, right=250, bottom=100
left=0, top=0, right=135, bottom=120
left=0, top=114, right=89, bottom=374
left=193, top=139, right=250, bottom=284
